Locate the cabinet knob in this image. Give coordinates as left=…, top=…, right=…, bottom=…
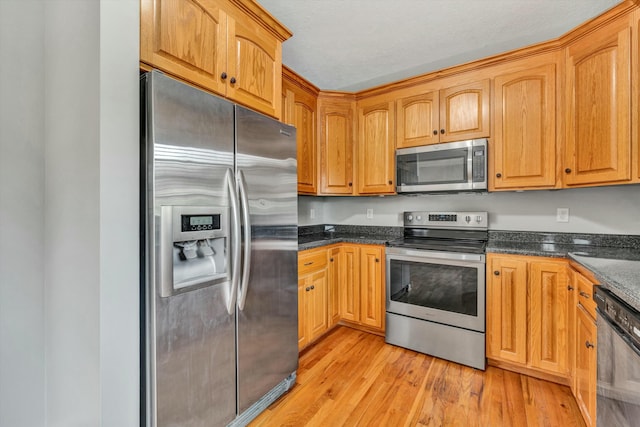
left=433, top=130, right=438, bottom=135
left=494, top=271, right=500, bottom=276
left=568, top=285, right=574, bottom=291
left=348, top=182, right=353, bottom=187
left=440, top=129, right=445, bottom=134
left=330, top=258, right=334, bottom=262
left=221, top=72, right=227, bottom=80
left=230, top=77, right=237, bottom=84
left=310, top=285, right=315, bottom=290
left=305, top=287, right=310, bottom=292
left=375, top=258, right=380, bottom=263
left=565, top=168, right=572, bottom=174
left=388, top=180, right=393, bottom=185
left=496, top=173, right=502, bottom=178
left=585, top=341, right=595, bottom=349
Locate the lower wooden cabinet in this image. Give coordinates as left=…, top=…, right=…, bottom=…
left=486, top=254, right=569, bottom=380
left=298, top=243, right=385, bottom=351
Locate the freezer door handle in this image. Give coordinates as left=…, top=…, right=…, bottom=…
left=237, top=169, right=252, bottom=311
left=226, top=168, right=241, bottom=315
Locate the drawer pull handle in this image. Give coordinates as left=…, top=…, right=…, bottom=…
left=304, top=262, right=313, bottom=266
left=579, top=291, right=591, bottom=299
left=585, top=341, right=595, bottom=349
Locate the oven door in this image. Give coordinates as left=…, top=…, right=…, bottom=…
left=385, top=246, right=485, bottom=332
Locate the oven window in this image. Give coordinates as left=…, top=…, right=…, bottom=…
left=397, top=148, right=468, bottom=186
left=389, top=259, right=478, bottom=316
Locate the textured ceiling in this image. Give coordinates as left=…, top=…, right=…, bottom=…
left=258, top=0, right=622, bottom=91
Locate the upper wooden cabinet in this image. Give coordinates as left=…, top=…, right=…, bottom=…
left=439, top=79, right=491, bottom=143
left=492, top=61, right=558, bottom=190
left=318, top=94, right=356, bottom=195
left=395, top=79, right=490, bottom=149
left=564, top=15, right=632, bottom=186
left=140, top=0, right=291, bottom=118
left=357, top=99, right=396, bottom=194
left=282, top=69, right=319, bottom=194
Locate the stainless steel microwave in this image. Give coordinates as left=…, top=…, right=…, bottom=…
left=396, top=139, right=487, bottom=193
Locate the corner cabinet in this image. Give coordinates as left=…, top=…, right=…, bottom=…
left=564, top=15, right=632, bottom=186
left=318, top=94, right=356, bottom=195
left=357, top=99, right=395, bottom=194
left=492, top=60, right=558, bottom=190
left=140, top=0, right=291, bottom=119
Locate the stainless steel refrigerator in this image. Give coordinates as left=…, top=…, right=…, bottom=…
left=140, top=70, right=298, bottom=427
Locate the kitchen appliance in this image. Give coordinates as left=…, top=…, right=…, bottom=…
left=140, top=71, right=298, bottom=427
left=385, top=211, right=488, bottom=370
left=595, top=287, right=640, bottom=426
left=395, top=139, right=487, bottom=193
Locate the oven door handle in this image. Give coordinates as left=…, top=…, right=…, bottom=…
left=385, top=247, right=485, bottom=264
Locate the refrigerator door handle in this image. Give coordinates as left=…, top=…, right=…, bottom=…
left=237, top=169, right=252, bottom=311
left=226, top=168, right=241, bottom=315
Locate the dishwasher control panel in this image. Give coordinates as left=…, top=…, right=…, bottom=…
left=595, top=287, right=640, bottom=348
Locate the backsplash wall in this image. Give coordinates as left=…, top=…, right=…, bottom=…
left=298, top=185, right=640, bottom=235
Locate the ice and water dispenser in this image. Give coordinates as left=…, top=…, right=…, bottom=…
left=159, top=206, right=229, bottom=297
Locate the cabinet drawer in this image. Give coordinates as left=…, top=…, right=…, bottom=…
left=298, top=250, right=327, bottom=275
left=576, top=273, right=597, bottom=319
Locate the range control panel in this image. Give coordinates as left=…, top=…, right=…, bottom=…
left=403, top=211, right=488, bottom=229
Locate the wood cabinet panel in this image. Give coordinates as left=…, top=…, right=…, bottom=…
left=298, top=247, right=329, bottom=350
left=396, top=91, right=439, bottom=148
left=487, top=255, right=528, bottom=365
left=439, top=79, right=490, bottom=142
left=307, top=269, right=328, bottom=341
left=529, top=261, right=569, bottom=375
left=575, top=304, right=597, bottom=427
left=319, top=97, right=355, bottom=194
left=328, top=246, right=341, bottom=327
left=298, top=276, right=308, bottom=350
left=357, top=101, right=395, bottom=194
left=492, top=63, right=557, bottom=189
left=565, top=17, right=631, bottom=186
left=359, top=246, right=384, bottom=331
left=339, top=245, right=360, bottom=323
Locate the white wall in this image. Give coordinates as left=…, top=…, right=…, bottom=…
left=0, top=1, right=139, bottom=426
left=299, top=185, right=640, bottom=234
left=0, top=1, right=46, bottom=426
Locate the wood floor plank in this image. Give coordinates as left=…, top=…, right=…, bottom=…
left=250, top=326, right=586, bottom=427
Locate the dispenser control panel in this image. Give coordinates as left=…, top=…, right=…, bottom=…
left=181, top=214, right=221, bottom=232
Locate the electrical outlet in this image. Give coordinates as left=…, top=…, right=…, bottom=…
left=556, top=208, right=569, bottom=222
left=310, top=208, right=315, bottom=219
left=366, top=208, right=374, bottom=219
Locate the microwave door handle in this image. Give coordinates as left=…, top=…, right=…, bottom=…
left=226, top=168, right=241, bottom=315
left=237, top=169, right=251, bottom=311
left=467, top=145, right=473, bottom=184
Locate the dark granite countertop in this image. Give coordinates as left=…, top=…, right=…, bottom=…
left=298, top=232, right=393, bottom=250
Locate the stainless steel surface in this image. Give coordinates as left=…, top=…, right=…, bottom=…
left=596, top=288, right=640, bottom=426
left=142, top=71, right=298, bottom=427
left=235, top=105, right=298, bottom=415
left=396, top=138, right=487, bottom=193
left=237, top=169, right=251, bottom=311
left=403, top=210, right=488, bottom=229
left=385, top=247, right=485, bottom=332
left=386, top=312, right=486, bottom=370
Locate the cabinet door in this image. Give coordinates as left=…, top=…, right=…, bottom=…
left=319, top=97, right=355, bottom=194
left=575, top=304, right=597, bottom=427
left=328, top=247, right=341, bottom=327
left=493, top=63, right=557, bottom=189
left=486, top=256, right=528, bottom=365
left=359, top=246, right=384, bottom=331
left=307, top=269, right=328, bottom=342
left=565, top=17, right=631, bottom=186
left=396, top=91, right=440, bottom=148
left=439, top=79, right=490, bottom=143
left=140, top=0, right=227, bottom=96
left=298, top=276, right=308, bottom=350
left=529, top=261, right=569, bottom=375
left=226, top=13, right=282, bottom=118
left=357, top=101, right=395, bottom=194
left=290, top=87, right=317, bottom=194
left=339, top=246, right=360, bottom=323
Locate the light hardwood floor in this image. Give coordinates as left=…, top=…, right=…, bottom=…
left=251, top=326, right=585, bottom=427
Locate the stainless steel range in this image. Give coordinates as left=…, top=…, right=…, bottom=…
left=385, top=211, right=488, bottom=370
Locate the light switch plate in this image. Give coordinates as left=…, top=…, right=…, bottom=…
left=366, top=208, right=373, bottom=219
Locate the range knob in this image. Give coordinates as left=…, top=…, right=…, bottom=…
left=416, top=215, right=422, bottom=221
left=476, top=215, right=483, bottom=223
left=407, top=214, right=413, bottom=221
left=465, top=215, right=471, bottom=223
